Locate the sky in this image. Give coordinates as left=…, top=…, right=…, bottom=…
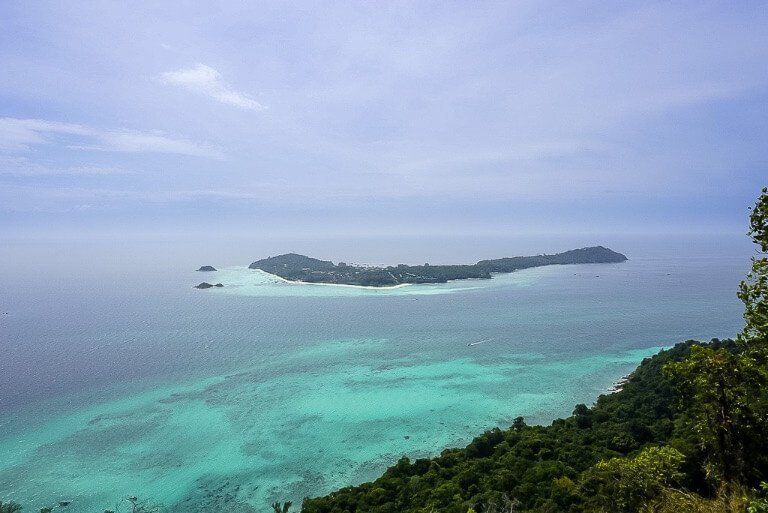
left=1, top=1, right=767, bottom=241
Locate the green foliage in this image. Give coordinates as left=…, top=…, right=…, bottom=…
left=747, top=187, right=768, bottom=253
left=738, top=184, right=768, bottom=380
left=738, top=187, right=768, bottom=411
left=641, top=488, right=749, bottom=513
left=665, top=345, right=751, bottom=486
left=739, top=256, right=768, bottom=346
left=748, top=483, right=768, bottom=513
left=579, top=446, right=685, bottom=513
left=739, top=186, right=768, bottom=351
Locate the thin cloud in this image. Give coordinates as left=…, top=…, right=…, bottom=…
left=160, top=64, right=265, bottom=111
left=0, top=117, right=223, bottom=158
left=0, top=156, right=126, bottom=176
left=0, top=118, right=91, bottom=151
left=74, top=130, right=224, bottom=159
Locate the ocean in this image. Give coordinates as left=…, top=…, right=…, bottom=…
left=0, top=234, right=752, bottom=512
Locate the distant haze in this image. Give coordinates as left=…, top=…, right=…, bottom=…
left=1, top=2, right=767, bottom=240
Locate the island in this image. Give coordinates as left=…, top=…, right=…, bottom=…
left=194, top=282, right=223, bottom=289
left=197, top=265, right=217, bottom=272
left=248, top=246, right=627, bottom=287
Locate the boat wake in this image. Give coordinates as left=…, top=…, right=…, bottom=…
left=467, top=338, right=494, bottom=347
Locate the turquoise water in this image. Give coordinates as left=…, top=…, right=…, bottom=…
left=0, top=237, right=750, bottom=512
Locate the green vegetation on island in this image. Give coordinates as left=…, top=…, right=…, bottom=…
left=248, top=246, right=628, bottom=287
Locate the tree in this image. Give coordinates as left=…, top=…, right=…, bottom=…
left=738, top=186, right=768, bottom=493
left=641, top=487, right=748, bottom=513
left=736, top=187, right=768, bottom=485
left=665, top=345, right=748, bottom=488
left=748, top=482, right=768, bottom=513
left=664, top=187, right=768, bottom=507
left=579, top=446, right=685, bottom=513
left=739, top=186, right=768, bottom=353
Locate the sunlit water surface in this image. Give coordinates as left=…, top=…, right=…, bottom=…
left=0, top=236, right=751, bottom=512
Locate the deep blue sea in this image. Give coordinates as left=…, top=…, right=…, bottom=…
left=0, top=234, right=753, bottom=512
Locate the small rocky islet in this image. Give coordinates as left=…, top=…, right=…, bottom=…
left=194, top=282, right=224, bottom=289
left=194, top=266, right=221, bottom=289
